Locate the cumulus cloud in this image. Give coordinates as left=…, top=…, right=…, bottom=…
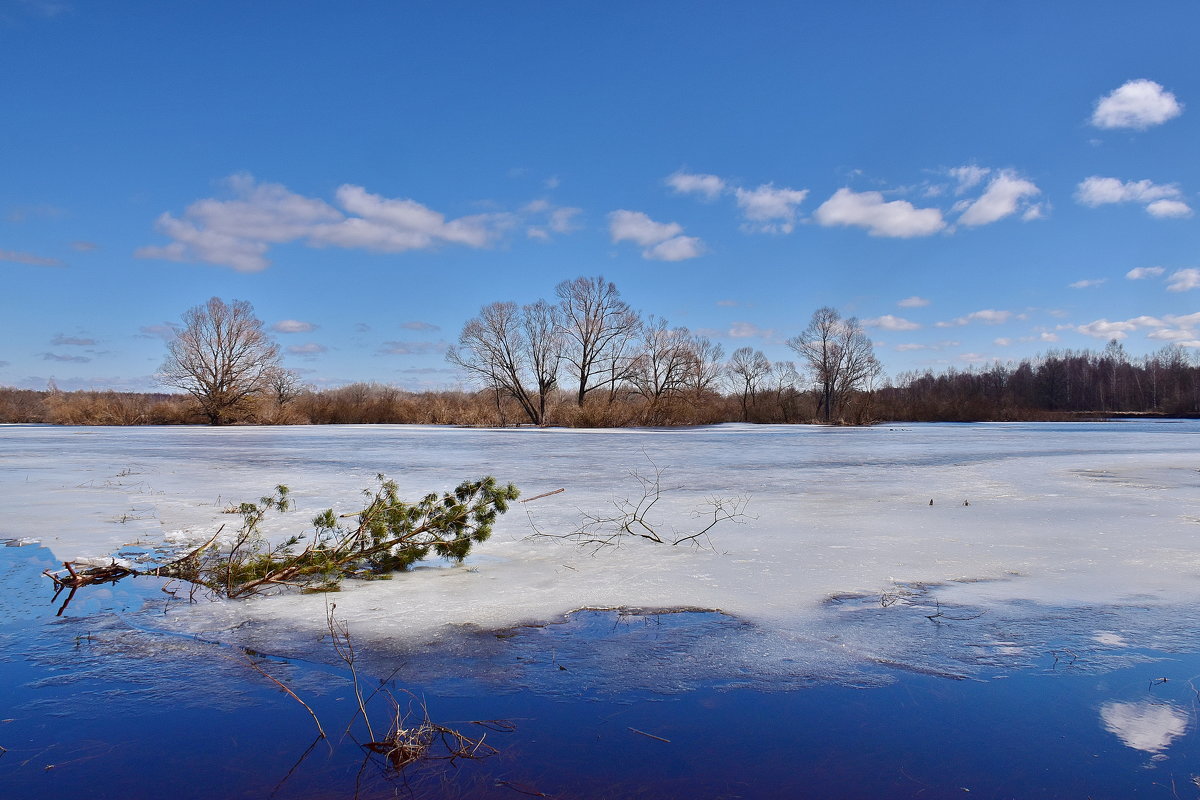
left=734, top=184, right=809, bottom=233
left=1068, top=278, right=1107, bottom=289
left=136, top=174, right=524, bottom=272
left=949, top=165, right=991, bottom=194
left=400, top=321, right=441, bottom=332
left=864, top=315, right=920, bottom=331
left=1167, top=268, right=1200, bottom=292
left=272, top=319, right=317, bottom=334
left=893, top=340, right=960, bottom=352
left=0, top=248, right=65, bottom=267
left=379, top=340, right=449, bottom=355
left=1146, top=199, right=1193, bottom=219
left=814, top=188, right=946, bottom=238
left=609, top=210, right=682, bottom=246
left=608, top=210, right=704, bottom=261
left=898, top=296, right=930, bottom=308
left=138, top=323, right=180, bottom=341
left=937, top=309, right=1011, bottom=327
left=1091, top=80, right=1183, bottom=130
left=666, top=170, right=727, bottom=201
left=1126, top=266, right=1165, bottom=280
left=644, top=235, right=705, bottom=261
left=548, top=207, right=582, bottom=233
left=51, top=334, right=96, bottom=346
left=727, top=322, right=775, bottom=339
left=286, top=343, right=328, bottom=356
left=958, top=171, right=1041, bottom=227
left=1075, top=176, right=1190, bottom=217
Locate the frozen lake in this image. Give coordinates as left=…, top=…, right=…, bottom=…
left=3, top=421, right=1199, bottom=683
left=4, top=421, right=1200, bottom=797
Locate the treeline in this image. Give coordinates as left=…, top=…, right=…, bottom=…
left=3, top=343, right=1196, bottom=426
left=880, top=343, right=1200, bottom=421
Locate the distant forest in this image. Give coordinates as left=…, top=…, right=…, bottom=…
left=2, top=344, right=1196, bottom=426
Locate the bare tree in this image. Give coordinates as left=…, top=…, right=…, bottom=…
left=727, top=347, right=771, bottom=422
left=628, top=316, right=694, bottom=403
left=786, top=307, right=880, bottom=423
left=446, top=300, right=561, bottom=425
left=680, top=333, right=726, bottom=397
left=555, top=276, right=641, bottom=406
left=159, top=297, right=282, bottom=425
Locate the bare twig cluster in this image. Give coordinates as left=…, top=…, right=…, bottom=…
left=529, top=459, right=751, bottom=551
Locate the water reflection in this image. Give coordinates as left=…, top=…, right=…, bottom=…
left=1099, top=701, right=1189, bottom=753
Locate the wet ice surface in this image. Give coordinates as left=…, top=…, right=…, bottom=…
left=3, top=421, right=1200, bottom=684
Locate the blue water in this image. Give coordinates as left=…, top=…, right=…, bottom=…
left=3, top=540, right=1199, bottom=799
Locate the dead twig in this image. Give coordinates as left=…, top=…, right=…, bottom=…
left=235, top=652, right=328, bottom=742
left=520, top=488, right=564, bottom=503
left=528, top=456, right=751, bottom=551
left=628, top=726, right=671, bottom=743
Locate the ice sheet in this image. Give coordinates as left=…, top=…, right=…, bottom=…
left=3, top=421, right=1198, bottom=679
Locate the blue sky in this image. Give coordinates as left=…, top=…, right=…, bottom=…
left=2, top=1, right=1197, bottom=392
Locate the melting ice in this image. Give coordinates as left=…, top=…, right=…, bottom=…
left=3, top=421, right=1199, bottom=683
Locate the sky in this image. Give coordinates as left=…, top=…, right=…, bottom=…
left=2, top=1, right=1198, bottom=392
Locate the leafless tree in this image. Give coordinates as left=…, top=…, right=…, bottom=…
left=628, top=316, right=694, bottom=403
left=768, top=359, right=803, bottom=422
left=681, top=333, right=725, bottom=397
left=159, top=297, right=282, bottom=425
left=555, top=276, right=641, bottom=406
left=727, top=346, right=771, bottom=422
left=786, top=306, right=880, bottom=423
left=446, top=300, right=561, bottom=425
left=264, top=365, right=303, bottom=407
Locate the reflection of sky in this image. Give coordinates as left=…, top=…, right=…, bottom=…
left=1100, top=702, right=1189, bottom=753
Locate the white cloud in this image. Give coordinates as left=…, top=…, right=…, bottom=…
left=0, top=248, right=65, bottom=267
left=138, top=323, right=179, bottom=341
left=898, top=296, right=930, bottom=308
left=286, top=343, right=328, bottom=356
left=1077, top=319, right=1140, bottom=339
left=666, top=170, right=727, bottom=201
left=136, top=174, right=522, bottom=272
left=1167, top=268, right=1200, bottom=292
left=727, top=322, right=775, bottom=339
left=894, top=340, right=959, bottom=352
left=1075, top=176, right=1189, bottom=217
left=379, top=340, right=449, bottom=355
left=1091, top=80, right=1183, bottom=130
left=1068, top=278, right=1107, bottom=289
left=319, top=184, right=507, bottom=250
left=400, top=321, right=441, bottom=332
left=548, top=207, right=582, bottom=233
left=937, top=309, right=1012, bottom=327
left=1021, top=203, right=1048, bottom=221
left=272, top=319, right=317, bottom=334
left=1146, top=199, right=1193, bottom=219
left=609, top=210, right=704, bottom=261
left=949, top=165, right=991, bottom=194
left=645, top=235, right=705, bottom=261
left=608, top=210, right=683, bottom=246
left=864, top=315, right=920, bottom=331
left=734, top=184, right=809, bottom=233
left=1147, top=328, right=1195, bottom=341
left=814, top=188, right=946, bottom=238
left=1126, top=266, right=1165, bottom=280
left=958, top=171, right=1041, bottom=227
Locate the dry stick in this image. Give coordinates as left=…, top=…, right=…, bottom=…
left=628, top=727, right=671, bottom=743
left=520, top=488, right=564, bottom=503
left=236, top=653, right=328, bottom=742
